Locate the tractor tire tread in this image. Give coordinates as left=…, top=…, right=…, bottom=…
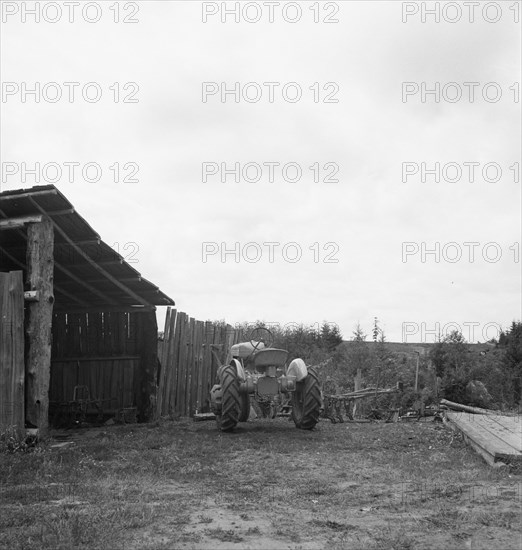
left=220, top=365, right=241, bottom=432
left=292, top=366, right=322, bottom=430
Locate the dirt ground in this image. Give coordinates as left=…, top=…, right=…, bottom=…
left=1, top=417, right=521, bottom=549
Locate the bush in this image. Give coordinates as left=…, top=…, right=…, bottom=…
left=440, top=375, right=468, bottom=404
left=0, top=426, right=37, bottom=453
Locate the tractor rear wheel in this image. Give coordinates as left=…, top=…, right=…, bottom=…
left=292, top=366, right=322, bottom=430
left=219, top=364, right=241, bottom=432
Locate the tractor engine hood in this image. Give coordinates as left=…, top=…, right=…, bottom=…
left=231, top=341, right=265, bottom=358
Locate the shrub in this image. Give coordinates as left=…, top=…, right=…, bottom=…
left=0, top=426, right=37, bottom=453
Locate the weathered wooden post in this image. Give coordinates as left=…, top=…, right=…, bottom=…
left=414, top=351, right=420, bottom=392
left=353, top=369, right=362, bottom=417
left=25, top=218, right=54, bottom=434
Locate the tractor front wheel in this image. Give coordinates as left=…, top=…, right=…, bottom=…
left=218, top=364, right=241, bottom=432
left=292, top=366, right=322, bottom=430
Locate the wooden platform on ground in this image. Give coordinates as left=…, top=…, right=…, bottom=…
left=445, top=411, right=522, bottom=467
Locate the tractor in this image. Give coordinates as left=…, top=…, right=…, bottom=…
left=209, top=328, right=322, bottom=431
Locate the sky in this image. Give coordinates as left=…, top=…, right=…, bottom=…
left=0, top=0, right=520, bottom=343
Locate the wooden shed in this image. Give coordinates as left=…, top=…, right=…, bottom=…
left=0, top=185, right=174, bottom=434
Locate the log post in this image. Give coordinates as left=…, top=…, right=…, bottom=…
left=25, top=219, right=54, bottom=434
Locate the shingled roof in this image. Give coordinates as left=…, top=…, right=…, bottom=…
left=0, top=185, right=174, bottom=310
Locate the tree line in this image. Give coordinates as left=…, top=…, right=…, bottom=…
left=236, top=318, right=522, bottom=411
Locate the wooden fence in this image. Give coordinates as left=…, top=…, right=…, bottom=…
left=0, top=271, right=24, bottom=433
left=156, top=308, right=244, bottom=417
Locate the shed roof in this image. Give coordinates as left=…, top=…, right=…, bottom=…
left=0, top=185, right=175, bottom=310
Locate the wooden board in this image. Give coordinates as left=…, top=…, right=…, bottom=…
left=185, top=317, right=196, bottom=416
left=136, top=311, right=158, bottom=421
left=176, top=313, right=188, bottom=416
left=0, top=271, right=25, bottom=433
left=202, top=321, right=214, bottom=411
left=194, top=320, right=204, bottom=413
left=446, top=412, right=522, bottom=466
left=169, top=310, right=181, bottom=415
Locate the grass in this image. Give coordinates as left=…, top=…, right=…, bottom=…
left=0, top=417, right=521, bottom=549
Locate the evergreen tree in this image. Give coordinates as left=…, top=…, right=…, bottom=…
left=320, top=322, right=343, bottom=351
left=499, top=321, right=522, bottom=405
left=374, top=329, right=394, bottom=387
left=372, top=317, right=380, bottom=343
left=346, top=323, right=371, bottom=387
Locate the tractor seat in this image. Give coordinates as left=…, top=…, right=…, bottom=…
left=254, top=348, right=288, bottom=369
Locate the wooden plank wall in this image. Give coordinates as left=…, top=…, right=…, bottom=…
left=50, top=358, right=137, bottom=410
left=49, top=311, right=150, bottom=416
left=0, top=271, right=25, bottom=433
left=157, top=308, right=244, bottom=417
left=52, top=310, right=141, bottom=358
